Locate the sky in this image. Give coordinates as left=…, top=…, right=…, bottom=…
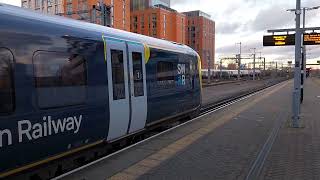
left=171, top=0, right=320, bottom=67
left=1, top=0, right=320, bottom=67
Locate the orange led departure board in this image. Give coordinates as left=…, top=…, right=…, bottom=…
left=263, top=33, right=320, bottom=46
left=303, top=33, right=320, bottom=45
left=263, top=34, right=295, bottom=46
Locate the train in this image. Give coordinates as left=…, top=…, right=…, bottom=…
left=0, top=4, right=202, bottom=179
left=201, top=69, right=262, bottom=79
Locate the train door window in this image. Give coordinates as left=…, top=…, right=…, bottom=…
left=33, top=51, right=87, bottom=109
left=0, top=48, right=15, bottom=113
left=132, top=52, right=144, bottom=97
left=111, top=50, right=125, bottom=100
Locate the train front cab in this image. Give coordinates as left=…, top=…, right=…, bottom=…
left=145, top=46, right=202, bottom=126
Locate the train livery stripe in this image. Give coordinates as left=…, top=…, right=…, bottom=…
left=102, top=34, right=107, bottom=62
left=197, top=54, right=203, bottom=91
left=144, top=44, right=150, bottom=64
left=0, top=140, right=104, bottom=179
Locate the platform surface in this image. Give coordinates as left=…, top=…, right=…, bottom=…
left=259, top=78, right=320, bottom=180
left=60, top=78, right=319, bottom=180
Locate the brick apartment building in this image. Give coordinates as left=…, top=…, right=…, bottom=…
left=130, top=4, right=186, bottom=44
left=21, top=0, right=64, bottom=15
left=130, top=1, right=215, bottom=69
left=184, top=10, right=215, bottom=69
left=131, top=0, right=170, bottom=11
left=21, top=0, right=215, bottom=68
left=63, top=0, right=130, bottom=31
left=21, top=0, right=130, bottom=31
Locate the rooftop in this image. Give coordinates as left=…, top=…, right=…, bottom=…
left=183, top=10, right=211, bottom=19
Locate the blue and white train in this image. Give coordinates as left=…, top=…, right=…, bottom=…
left=0, top=4, right=202, bottom=178
left=202, top=69, right=261, bottom=79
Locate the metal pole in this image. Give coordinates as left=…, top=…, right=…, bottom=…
left=208, top=53, right=211, bottom=84
left=303, top=8, right=306, bottom=82
left=292, top=0, right=302, bottom=127
left=253, top=48, right=256, bottom=80
left=237, top=42, right=242, bottom=80
left=263, top=58, right=266, bottom=76
left=301, top=7, right=306, bottom=103
left=220, top=59, right=222, bottom=79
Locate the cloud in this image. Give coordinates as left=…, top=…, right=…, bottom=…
left=0, top=0, right=20, bottom=6
left=171, top=0, right=320, bottom=61
left=171, top=0, right=190, bottom=6
left=248, top=5, right=294, bottom=32
left=216, top=40, right=263, bottom=55
left=216, top=22, right=243, bottom=34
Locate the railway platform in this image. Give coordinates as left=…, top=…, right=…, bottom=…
left=56, top=78, right=319, bottom=180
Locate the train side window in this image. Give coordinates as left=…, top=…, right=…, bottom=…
left=33, top=51, right=87, bottom=109
left=0, top=48, right=15, bottom=113
left=157, top=61, right=175, bottom=81
left=111, top=49, right=126, bottom=100
left=132, top=52, right=144, bottom=97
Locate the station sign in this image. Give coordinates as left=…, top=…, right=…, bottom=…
left=263, top=34, right=295, bottom=46
left=303, top=33, right=320, bottom=45
left=263, top=33, right=320, bottom=46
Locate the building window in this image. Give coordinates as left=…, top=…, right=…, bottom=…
left=33, top=51, right=87, bottom=109
left=141, top=15, right=144, bottom=29
left=35, top=0, right=41, bottom=8
left=22, top=0, right=28, bottom=8
left=67, top=1, right=73, bottom=15
left=152, top=13, right=157, bottom=21
left=0, top=48, right=15, bottom=114
left=47, top=0, right=53, bottom=7
left=54, top=5, right=59, bottom=14
left=133, top=16, right=138, bottom=33
left=111, top=50, right=126, bottom=100
left=47, top=6, right=53, bottom=14
left=132, top=52, right=144, bottom=97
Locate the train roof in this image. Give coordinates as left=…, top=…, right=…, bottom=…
left=0, top=3, right=197, bottom=55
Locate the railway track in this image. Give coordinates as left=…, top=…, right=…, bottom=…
left=51, top=79, right=288, bottom=180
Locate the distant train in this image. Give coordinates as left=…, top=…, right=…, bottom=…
left=0, top=4, right=202, bottom=178
left=201, top=69, right=261, bottom=79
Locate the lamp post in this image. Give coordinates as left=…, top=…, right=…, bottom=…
left=250, top=48, right=257, bottom=80
left=206, top=50, right=211, bottom=84
left=236, top=42, right=242, bottom=80
left=287, top=5, right=320, bottom=104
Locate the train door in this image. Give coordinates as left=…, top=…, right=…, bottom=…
left=106, top=39, right=130, bottom=141
left=127, top=43, right=147, bottom=133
